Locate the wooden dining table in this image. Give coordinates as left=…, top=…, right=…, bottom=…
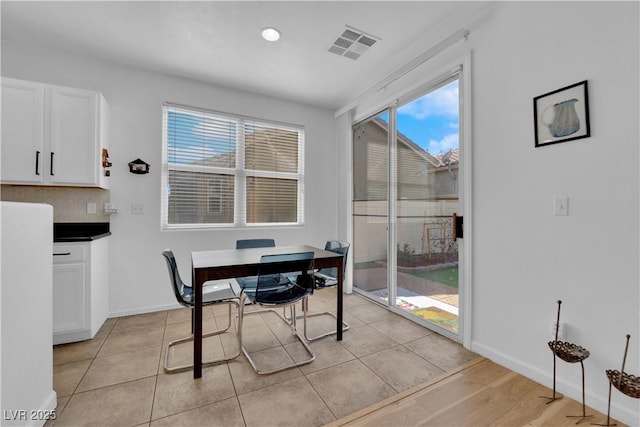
left=191, top=245, right=344, bottom=379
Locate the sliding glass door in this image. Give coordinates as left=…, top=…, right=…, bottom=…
left=352, top=74, right=462, bottom=338
left=352, top=109, right=390, bottom=305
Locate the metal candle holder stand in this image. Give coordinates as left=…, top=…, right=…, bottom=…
left=541, top=300, right=593, bottom=424
left=592, top=334, right=640, bottom=427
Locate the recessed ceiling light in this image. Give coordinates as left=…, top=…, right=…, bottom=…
left=262, top=27, right=280, bottom=42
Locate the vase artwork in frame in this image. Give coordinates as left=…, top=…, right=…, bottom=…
left=534, top=80, right=590, bottom=147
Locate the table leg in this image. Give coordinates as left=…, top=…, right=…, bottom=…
left=193, top=266, right=203, bottom=379
left=337, top=257, right=343, bottom=341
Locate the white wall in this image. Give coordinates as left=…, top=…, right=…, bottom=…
left=1, top=40, right=338, bottom=316
left=1, top=202, right=56, bottom=426
left=338, top=2, right=639, bottom=424
left=471, top=3, right=639, bottom=424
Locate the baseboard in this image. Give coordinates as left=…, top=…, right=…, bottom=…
left=53, top=329, right=91, bottom=345
left=108, top=302, right=182, bottom=318
left=471, top=341, right=640, bottom=426
left=42, top=390, right=57, bottom=422
left=18, top=390, right=58, bottom=427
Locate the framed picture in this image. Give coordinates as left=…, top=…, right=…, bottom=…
left=533, top=80, right=590, bottom=147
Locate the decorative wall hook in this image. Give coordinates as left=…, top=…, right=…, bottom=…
left=102, top=148, right=112, bottom=176
left=128, top=158, right=150, bottom=174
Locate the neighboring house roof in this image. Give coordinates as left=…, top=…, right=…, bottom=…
left=365, top=118, right=459, bottom=179
left=370, top=117, right=441, bottom=167
left=434, top=149, right=459, bottom=168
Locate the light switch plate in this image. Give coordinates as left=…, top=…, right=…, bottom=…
left=554, top=197, right=568, bottom=216
left=87, top=202, right=97, bottom=215
left=131, top=204, right=145, bottom=215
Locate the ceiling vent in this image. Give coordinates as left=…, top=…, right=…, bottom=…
left=328, top=26, right=380, bottom=60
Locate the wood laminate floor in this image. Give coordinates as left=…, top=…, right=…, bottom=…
left=327, top=357, right=627, bottom=427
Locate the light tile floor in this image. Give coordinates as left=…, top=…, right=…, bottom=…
left=50, top=288, right=478, bottom=427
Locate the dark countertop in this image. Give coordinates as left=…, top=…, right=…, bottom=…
left=54, top=222, right=111, bottom=242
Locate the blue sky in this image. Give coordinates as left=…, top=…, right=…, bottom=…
left=392, top=79, right=459, bottom=155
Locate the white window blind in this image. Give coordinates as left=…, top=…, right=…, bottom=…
left=162, top=103, right=304, bottom=229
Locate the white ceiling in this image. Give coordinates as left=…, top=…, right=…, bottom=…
left=1, top=1, right=487, bottom=110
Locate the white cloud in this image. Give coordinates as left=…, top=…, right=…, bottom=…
left=427, top=133, right=459, bottom=154
left=398, top=83, right=459, bottom=119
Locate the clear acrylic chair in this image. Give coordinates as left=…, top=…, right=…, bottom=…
left=301, top=240, right=350, bottom=341
left=237, top=251, right=316, bottom=374
left=234, top=239, right=276, bottom=289
left=236, top=239, right=276, bottom=250
left=161, top=249, right=241, bottom=373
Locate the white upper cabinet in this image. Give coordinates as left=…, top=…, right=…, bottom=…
left=1, top=79, right=46, bottom=184
left=1, top=77, right=110, bottom=189
left=50, top=87, right=99, bottom=186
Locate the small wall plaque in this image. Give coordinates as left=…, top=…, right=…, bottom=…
left=128, top=158, right=150, bottom=174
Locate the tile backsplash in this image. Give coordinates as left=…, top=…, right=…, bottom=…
left=1, top=185, right=111, bottom=222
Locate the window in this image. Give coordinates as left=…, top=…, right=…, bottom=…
left=207, top=178, right=223, bottom=214
left=162, top=103, right=305, bottom=229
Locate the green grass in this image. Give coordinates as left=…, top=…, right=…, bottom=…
left=411, top=266, right=458, bottom=288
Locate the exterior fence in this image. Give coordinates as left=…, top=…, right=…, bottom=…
left=353, top=200, right=459, bottom=265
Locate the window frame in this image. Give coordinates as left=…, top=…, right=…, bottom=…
left=161, top=103, right=305, bottom=230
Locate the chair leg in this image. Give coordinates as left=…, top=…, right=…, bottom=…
left=297, top=298, right=349, bottom=341
left=164, top=302, right=241, bottom=373
left=239, top=298, right=315, bottom=375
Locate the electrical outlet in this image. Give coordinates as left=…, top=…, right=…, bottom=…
left=131, top=203, right=145, bottom=215
left=104, top=203, right=119, bottom=215
left=87, top=202, right=97, bottom=215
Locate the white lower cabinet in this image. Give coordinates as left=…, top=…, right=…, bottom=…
left=52, top=262, right=86, bottom=334
left=52, top=238, right=109, bottom=344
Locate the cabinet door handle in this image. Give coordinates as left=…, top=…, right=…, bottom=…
left=35, top=151, right=41, bottom=175
left=50, top=152, right=55, bottom=176
left=53, top=252, right=71, bottom=256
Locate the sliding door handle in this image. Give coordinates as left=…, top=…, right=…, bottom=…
left=35, top=151, right=41, bottom=175
left=453, top=213, right=463, bottom=239
left=50, top=152, right=55, bottom=176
